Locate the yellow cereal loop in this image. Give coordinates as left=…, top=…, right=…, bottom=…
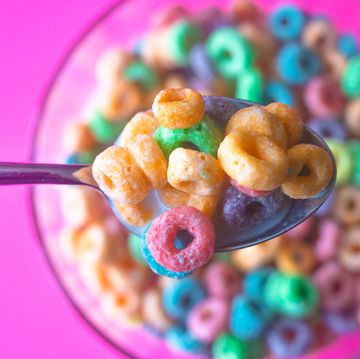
left=218, top=131, right=288, bottom=191
left=115, top=202, right=152, bottom=227
left=158, top=183, right=190, bottom=208
left=226, top=106, right=287, bottom=148
left=127, top=134, right=168, bottom=189
left=265, top=102, right=304, bottom=147
left=168, top=148, right=226, bottom=196
left=187, top=193, right=221, bottom=217
left=92, top=146, right=150, bottom=204
left=281, top=144, right=333, bottom=199
left=120, top=111, right=159, bottom=146
left=152, top=88, right=205, bottom=129
left=78, top=262, right=110, bottom=294
left=62, top=122, right=96, bottom=153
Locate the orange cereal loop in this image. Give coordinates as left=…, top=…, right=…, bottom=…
left=152, top=88, right=205, bottom=129
left=95, top=48, right=134, bottom=85
left=143, top=289, right=173, bottom=331
left=92, top=146, right=150, bottom=204
left=158, top=183, right=190, bottom=208
left=187, top=193, right=221, bottom=218
left=168, top=148, right=226, bottom=196
left=101, top=288, right=141, bottom=319
left=231, top=236, right=282, bottom=272
left=322, top=48, right=347, bottom=79
left=60, top=186, right=107, bottom=228
left=127, top=134, right=168, bottom=189
left=281, top=144, right=333, bottom=199
left=115, top=202, right=152, bottom=227
left=79, top=262, right=111, bottom=294
left=226, top=106, right=287, bottom=148
left=99, top=79, right=144, bottom=121
left=120, top=111, right=159, bottom=146
left=77, top=222, right=123, bottom=264
left=59, top=227, right=84, bottom=262
left=105, top=261, right=150, bottom=292
left=218, top=132, right=288, bottom=191
left=265, top=102, right=303, bottom=147
left=62, top=122, right=96, bottom=153
left=333, top=186, right=360, bottom=225
left=276, top=242, right=316, bottom=275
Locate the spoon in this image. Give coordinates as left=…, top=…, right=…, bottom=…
left=5, top=96, right=336, bottom=252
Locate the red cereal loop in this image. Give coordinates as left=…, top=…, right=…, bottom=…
left=229, top=178, right=271, bottom=198
left=146, top=206, right=215, bottom=272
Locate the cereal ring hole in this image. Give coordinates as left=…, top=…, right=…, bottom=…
left=180, top=142, right=200, bottom=151
left=298, top=165, right=311, bottom=177
left=282, top=328, right=297, bottom=343
left=174, top=229, right=194, bottom=250
left=330, top=279, right=343, bottom=293
left=350, top=244, right=360, bottom=253
left=200, top=309, right=213, bottom=321
left=115, top=295, right=128, bottom=306
left=180, top=294, right=192, bottom=308
left=292, top=251, right=303, bottom=262
left=244, top=202, right=264, bottom=217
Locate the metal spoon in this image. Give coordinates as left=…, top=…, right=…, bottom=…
left=4, top=96, right=336, bottom=252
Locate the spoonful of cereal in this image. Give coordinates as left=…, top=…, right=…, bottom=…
left=0, top=88, right=336, bottom=278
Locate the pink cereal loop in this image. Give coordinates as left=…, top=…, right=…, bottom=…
left=229, top=178, right=272, bottom=198
left=146, top=206, right=215, bottom=272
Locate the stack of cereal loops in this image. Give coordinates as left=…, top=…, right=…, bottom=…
left=58, top=1, right=360, bottom=358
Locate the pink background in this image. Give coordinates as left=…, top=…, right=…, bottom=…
left=0, top=0, right=360, bottom=358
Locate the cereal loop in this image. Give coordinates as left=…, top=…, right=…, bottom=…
left=218, top=132, right=288, bottom=191
left=120, top=111, right=159, bottom=146
left=92, top=146, right=150, bottom=204
left=115, top=202, right=152, bottom=227
left=339, top=227, right=360, bottom=273
left=99, top=79, right=144, bottom=121
left=265, top=102, right=303, bottom=147
left=158, top=183, right=190, bottom=208
left=152, top=88, right=205, bottom=129
left=63, top=122, right=96, bottom=153
left=187, top=193, right=221, bottom=217
left=281, top=144, right=333, bottom=199
left=226, top=106, right=287, bottom=148
left=333, top=186, right=360, bottom=225
left=168, top=148, right=226, bottom=196
left=127, top=134, right=168, bottom=189
left=276, top=242, right=316, bottom=275
left=146, top=206, right=215, bottom=272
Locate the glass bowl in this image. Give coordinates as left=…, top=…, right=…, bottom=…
left=30, top=0, right=360, bottom=358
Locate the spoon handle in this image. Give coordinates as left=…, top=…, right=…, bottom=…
left=0, top=162, right=88, bottom=185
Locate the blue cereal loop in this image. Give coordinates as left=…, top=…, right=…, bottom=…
left=162, top=278, right=206, bottom=321
left=165, top=326, right=208, bottom=355
left=263, top=81, right=294, bottom=107
left=338, top=34, right=358, bottom=58
left=140, top=226, right=193, bottom=279
left=276, top=43, right=321, bottom=85
left=269, top=4, right=305, bottom=41
left=229, top=295, right=272, bottom=340
left=243, top=267, right=273, bottom=303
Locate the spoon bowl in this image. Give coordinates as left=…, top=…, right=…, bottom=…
left=0, top=96, right=336, bottom=252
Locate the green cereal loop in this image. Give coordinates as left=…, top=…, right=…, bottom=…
left=212, top=333, right=246, bottom=359
left=235, top=67, right=264, bottom=103
left=214, top=252, right=231, bottom=262
left=265, top=272, right=318, bottom=318
left=77, top=150, right=96, bottom=164
left=341, top=56, right=360, bottom=97
left=168, top=21, right=201, bottom=66
left=348, top=141, right=360, bottom=185
left=128, top=233, right=146, bottom=265
left=89, top=111, right=126, bottom=143
left=153, top=116, right=223, bottom=158
left=206, top=27, right=255, bottom=79
left=326, top=139, right=353, bottom=184
left=123, top=60, right=157, bottom=90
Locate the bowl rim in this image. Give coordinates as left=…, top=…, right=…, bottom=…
left=28, top=1, right=138, bottom=358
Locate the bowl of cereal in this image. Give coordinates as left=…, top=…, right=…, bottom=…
left=31, top=0, right=360, bottom=357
